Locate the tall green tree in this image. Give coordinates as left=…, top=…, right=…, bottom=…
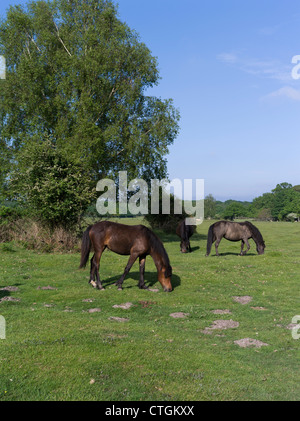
left=252, top=182, right=300, bottom=221
left=204, top=194, right=216, bottom=218
left=222, top=201, right=248, bottom=220
left=0, top=0, right=180, bottom=222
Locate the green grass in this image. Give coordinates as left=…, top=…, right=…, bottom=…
left=0, top=219, right=299, bottom=401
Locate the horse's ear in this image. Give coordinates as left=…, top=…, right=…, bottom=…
left=165, top=265, right=172, bottom=278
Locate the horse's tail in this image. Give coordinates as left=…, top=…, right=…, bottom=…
left=79, top=225, right=93, bottom=268
left=206, top=224, right=215, bottom=256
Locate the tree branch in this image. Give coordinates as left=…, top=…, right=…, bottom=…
left=53, top=20, right=72, bottom=57
left=94, top=87, right=116, bottom=124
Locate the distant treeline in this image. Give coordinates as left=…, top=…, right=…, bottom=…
left=205, top=182, right=300, bottom=221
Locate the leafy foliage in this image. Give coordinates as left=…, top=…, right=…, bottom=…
left=204, top=182, right=300, bottom=221
left=204, top=194, right=216, bottom=218
left=0, top=0, right=180, bottom=226
left=11, top=138, right=94, bottom=228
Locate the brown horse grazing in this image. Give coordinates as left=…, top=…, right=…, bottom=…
left=206, top=221, right=265, bottom=256
left=79, top=221, right=172, bottom=292
left=176, top=219, right=195, bottom=253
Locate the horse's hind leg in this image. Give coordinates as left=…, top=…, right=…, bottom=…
left=215, top=238, right=221, bottom=256
left=115, top=253, right=138, bottom=290
left=90, top=249, right=105, bottom=290
left=89, top=255, right=97, bottom=288
left=138, top=256, right=148, bottom=289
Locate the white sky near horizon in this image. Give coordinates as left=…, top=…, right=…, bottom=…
left=1, top=0, right=300, bottom=201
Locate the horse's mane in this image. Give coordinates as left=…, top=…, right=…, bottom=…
left=242, top=221, right=265, bottom=245
left=146, top=227, right=172, bottom=277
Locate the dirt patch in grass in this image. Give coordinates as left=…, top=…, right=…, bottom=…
left=0, top=296, right=20, bottom=303
left=211, top=309, right=232, bottom=315
left=251, top=306, right=267, bottom=311
left=286, top=323, right=300, bottom=330
left=234, top=338, right=269, bottom=348
left=169, top=312, right=190, bottom=319
left=232, top=295, right=253, bottom=304
left=109, top=317, right=129, bottom=322
left=202, top=319, right=239, bottom=334
left=0, top=286, right=19, bottom=292
left=113, top=302, right=133, bottom=310
left=138, top=301, right=156, bottom=308
left=87, top=308, right=101, bottom=313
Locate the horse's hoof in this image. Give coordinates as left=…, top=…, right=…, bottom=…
left=90, top=281, right=97, bottom=288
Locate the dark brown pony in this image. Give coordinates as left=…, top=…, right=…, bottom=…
left=176, top=219, right=195, bottom=253
left=79, top=221, right=172, bottom=292
left=206, top=220, right=265, bottom=256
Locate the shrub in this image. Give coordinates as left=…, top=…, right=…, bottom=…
left=1, top=217, right=80, bottom=252
left=11, top=139, right=95, bottom=230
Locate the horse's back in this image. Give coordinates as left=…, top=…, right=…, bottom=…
left=176, top=220, right=184, bottom=237
left=176, top=219, right=195, bottom=238
left=213, top=220, right=252, bottom=241
left=90, top=221, right=151, bottom=255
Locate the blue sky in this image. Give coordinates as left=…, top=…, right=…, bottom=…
left=1, top=0, right=300, bottom=201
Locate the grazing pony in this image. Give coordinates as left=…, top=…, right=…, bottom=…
left=176, top=219, right=195, bottom=253
left=206, top=220, right=265, bottom=256
left=80, top=221, right=172, bottom=292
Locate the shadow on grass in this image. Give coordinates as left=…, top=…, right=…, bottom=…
left=207, top=252, right=257, bottom=257
left=155, top=231, right=207, bottom=244
left=0, top=283, right=22, bottom=300
left=97, top=271, right=181, bottom=291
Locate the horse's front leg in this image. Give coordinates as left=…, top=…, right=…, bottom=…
left=240, top=239, right=250, bottom=255
left=138, top=256, right=148, bottom=289
left=115, top=253, right=138, bottom=290
left=240, top=240, right=245, bottom=256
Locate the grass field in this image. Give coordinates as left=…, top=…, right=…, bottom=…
left=0, top=218, right=299, bottom=401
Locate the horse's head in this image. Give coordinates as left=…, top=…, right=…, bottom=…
left=256, top=242, right=265, bottom=255
left=180, top=239, right=191, bottom=253
left=158, top=264, right=172, bottom=292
